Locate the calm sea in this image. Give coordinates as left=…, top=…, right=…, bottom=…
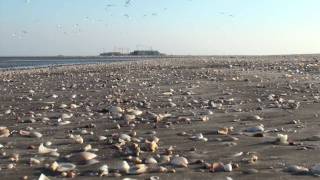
left=0, top=56, right=161, bottom=70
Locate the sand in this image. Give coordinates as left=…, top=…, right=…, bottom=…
left=1, top=55, right=320, bottom=179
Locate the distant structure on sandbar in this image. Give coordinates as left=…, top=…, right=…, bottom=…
left=99, top=50, right=164, bottom=56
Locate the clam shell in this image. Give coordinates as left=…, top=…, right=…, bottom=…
left=71, top=152, right=97, bottom=161
left=171, top=156, right=188, bottom=167
left=38, top=143, right=57, bottom=154
left=56, top=163, right=77, bottom=172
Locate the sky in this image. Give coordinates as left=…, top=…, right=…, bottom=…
left=0, top=0, right=320, bottom=56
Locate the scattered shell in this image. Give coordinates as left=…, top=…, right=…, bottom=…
left=70, top=152, right=97, bottom=161
left=286, top=165, right=309, bottom=174
left=117, top=161, right=130, bottom=174
left=0, top=127, right=10, bottom=137
left=38, top=143, right=57, bottom=154
left=276, top=134, right=288, bottom=144
left=56, top=163, right=77, bottom=172
left=171, top=156, right=188, bottom=167
left=38, top=174, right=50, bottom=180
left=99, top=165, right=109, bottom=176
left=223, top=163, right=233, bottom=172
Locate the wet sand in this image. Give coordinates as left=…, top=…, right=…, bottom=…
left=1, top=55, right=320, bottom=180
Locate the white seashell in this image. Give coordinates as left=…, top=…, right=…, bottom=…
left=233, top=152, right=243, bottom=157
left=286, top=165, right=309, bottom=174
left=119, top=134, right=131, bottom=142
left=38, top=143, right=57, bottom=154
left=117, top=161, right=130, bottom=174
left=52, top=94, right=58, bottom=98
left=70, top=134, right=84, bottom=144
left=38, top=174, right=50, bottom=180
left=0, top=127, right=10, bottom=137
left=124, top=114, right=136, bottom=122
left=61, top=113, right=73, bottom=119
left=98, top=136, right=107, bottom=141
left=129, top=164, right=148, bottom=175
left=171, top=156, right=188, bottom=167
left=99, top=164, right=109, bottom=175
left=59, top=104, right=68, bottom=108
left=71, top=152, right=97, bottom=161
left=276, top=134, right=288, bottom=144
left=31, top=131, right=43, bottom=138
left=56, top=163, right=76, bottom=172
left=145, top=157, right=158, bottom=164
left=223, top=163, right=233, bottom=172
left=4, top=109, right=11, bottom=114
left=109, top=106, right=124, bottom=115
left=70, top=104, right=79, bottom=109
left=246, top=125, right=264, bottom=133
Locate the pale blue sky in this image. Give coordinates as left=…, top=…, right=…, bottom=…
left=0, top=0, right=319, bottom=56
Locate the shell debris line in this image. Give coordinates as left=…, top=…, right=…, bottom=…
left=0, top=55, right=320, bottom=179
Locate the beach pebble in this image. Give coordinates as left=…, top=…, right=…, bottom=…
left=171, top=156, right=188, bottom=167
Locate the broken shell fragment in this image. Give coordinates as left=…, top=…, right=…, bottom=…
left=276, top=134, right=288, bottom=144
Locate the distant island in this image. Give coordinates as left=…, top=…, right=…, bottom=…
left=99, top=50, right=165, bottom=56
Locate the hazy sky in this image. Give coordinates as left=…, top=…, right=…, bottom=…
left=0, top=0, right=320, bottom=56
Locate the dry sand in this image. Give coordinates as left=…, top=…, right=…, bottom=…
left=1, top=55, right=320, bottom=180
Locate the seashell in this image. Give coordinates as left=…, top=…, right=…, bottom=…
left=38, top=174, right=50, bottom=180
left=276, top=134, right=288, bottom=144
left=210, top=162, right=224, bottom=172
left=70, top=152, right=97, bottom=161
left=61, top=113, right=73, bottom=119
left=52, top=94, right=58, bottom=98
left=286, top=165, right=309, bottom=174
left=311, top=164, right=320, bottom=175
left=119, top=134, right=131, bottom=142
left=145, top=157, right=158, bottom=164
left=4, top=109, right=11, bottom=114
left=117, top=161, right=130, bottom=174
left=50, top=161, right=59, bottom=171
left=217, top=127, right=229, bottom=135
left=233, top=152, right=243, bottom=157
left=109, top=106, right=124, bottom=115
left=38, top=143, right=57, bottom=154
left=70, top=104, right=79, bottom=109
left=56, top=163, right=77, bottom=172
left=73, top=135, right=84, bottom=144
left=127, top=109, right=143, bottom=116
left=129, top=164, right=148, bottom=175
left=200, top=116, right=209, bottom=122
left=190, top=133, right=208, bottom=142
left=31, top=131, right=43, bottom=138
left=148, top=176, right=160, bottom=180
left=98, top=136, right=107, bottom=141
left=29, top=158, right=41, bottom=165
left=0, top=127, right=10, bottom=137
left=171, top=156, right=188, bottom=167
left=99, top=165, right=109, bottom=176
left=59, top=104, right=68, bottom=108
left=147, top=141, right=158, bottom=153
left=223, top=163, right=233, bottom=172
left=124, top=114, right=136, bottom=122
left=246, top=125, right=264, bottom=133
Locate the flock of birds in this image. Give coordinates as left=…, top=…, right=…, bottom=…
left=12, top=0, right=235, bottom=39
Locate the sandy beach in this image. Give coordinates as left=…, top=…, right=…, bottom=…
left=1, top=55, right=320, bottom=180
